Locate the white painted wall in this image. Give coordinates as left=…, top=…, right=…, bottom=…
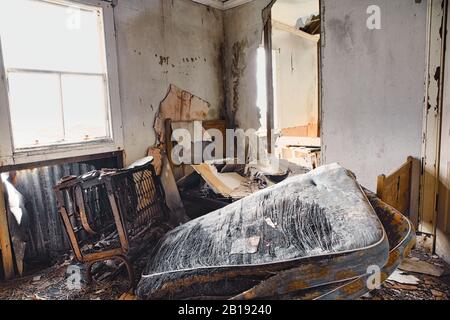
left=272, top=28, right=318, bottom=130
left=321, top=0, right=427, bottom=193
left=114, top=0, right=224, bottom=165
left=223, top=0, right=273, bottom=130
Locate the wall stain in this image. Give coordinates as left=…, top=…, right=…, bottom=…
left=328, top=15, right=354, bottom=53
left=159, top=56, right=170, bottom=66
left=230, top=39, right=249, bottom=128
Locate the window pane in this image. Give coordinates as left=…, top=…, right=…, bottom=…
left=61, top=74, right=110, bottom=142
left=0, top=0, right=105, bottom=74
left=8, top=72, right=64, bottom=148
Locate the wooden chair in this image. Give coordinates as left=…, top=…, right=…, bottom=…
left=377, top=157, right=414, bottom=216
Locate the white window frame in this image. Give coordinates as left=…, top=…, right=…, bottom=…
left=0, top=0, right=123, bottom=167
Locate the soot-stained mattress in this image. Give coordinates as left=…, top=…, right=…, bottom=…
left=136, top=164, right=389, bottom=300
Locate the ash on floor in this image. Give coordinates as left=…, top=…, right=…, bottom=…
left=1, top=247, right=449, bottom=300
left=0, top=257, right=139, bottom=300
left=363, top=248, right=450, bottom=300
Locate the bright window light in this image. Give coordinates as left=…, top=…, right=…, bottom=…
left=0, top=0, right=111, bottom=149
left=257, top=47, right=267, bottom=131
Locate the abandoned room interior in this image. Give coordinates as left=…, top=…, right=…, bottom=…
left=1, top=0, right=450, bottom=302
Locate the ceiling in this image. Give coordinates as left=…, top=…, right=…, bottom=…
left=191, top=0, right=255, bottom=10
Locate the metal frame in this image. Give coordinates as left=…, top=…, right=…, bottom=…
left=54, top=161, right=170, bottom=288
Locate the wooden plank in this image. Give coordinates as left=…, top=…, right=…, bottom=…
left=152, top=150, right=187, bottom=225
left=0, top=181, right=14, bottom=280
left=281, top=126, right=309, bottom=137
left=192, top=163, right=245, bottom=197
left=377, top=157, right=413, bottom=215
left=272, top=20, right=320, bottom=43
left=202, top=120, right=227, bottom=157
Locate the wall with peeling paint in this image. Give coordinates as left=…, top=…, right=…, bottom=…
left=321, top=0, right=427, bottom=197
left=114, top=0, right=225, bottom=165
left=223, top=0, right=273, bottom=130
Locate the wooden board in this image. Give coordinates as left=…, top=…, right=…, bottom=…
left=191, top=163, right=246, bottom=198
left=0, top=181, right=14, bottom=280
left=281, top=123, right=319, bottom=138
left=377, top=157, right=413, bottom=216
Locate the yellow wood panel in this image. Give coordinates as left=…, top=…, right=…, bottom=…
left=0, top=181, right=14, bottom=280
left=377, top=157, right=413, bottom=216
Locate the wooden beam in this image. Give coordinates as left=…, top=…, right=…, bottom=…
left=0, top=181, right=14, bottom=280
left=272, top=20, right=320, bottom=43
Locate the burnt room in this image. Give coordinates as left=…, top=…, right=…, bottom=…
left=1, top=0, right=450, bottom=303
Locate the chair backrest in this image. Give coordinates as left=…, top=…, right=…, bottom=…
left=54, top=161, right=169, bottom=263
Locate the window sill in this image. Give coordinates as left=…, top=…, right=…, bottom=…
left=1, top=139, right=123, bottom=168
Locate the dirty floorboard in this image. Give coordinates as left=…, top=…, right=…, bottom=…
left=363, top=248, right=450, bottom=300
left=0, top=260, right=131, bottom=300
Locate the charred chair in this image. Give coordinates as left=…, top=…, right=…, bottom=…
left=54, top=158, right=170, bottom=288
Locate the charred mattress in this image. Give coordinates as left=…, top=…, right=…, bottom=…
left=136, top=164, right=411, bottom=300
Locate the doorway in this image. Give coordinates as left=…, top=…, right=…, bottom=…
left=421, top=0, right=450, bottom=263
left=260, top=0, right=321, bottom=170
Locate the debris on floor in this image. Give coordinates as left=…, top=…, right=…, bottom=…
left=0, top=259, right=128, bottom=300
left=363, top=248, right=450, bottom=300
left=387, top=270, right=420, bottom=285
left=178, top=159, right=309, bottom=219
left=399, top=257, right=445, bottom=277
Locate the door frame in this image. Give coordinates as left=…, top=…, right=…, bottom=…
left=262, top=0, right=322, bottom=155
left=420, top=0, right=449, bottom=251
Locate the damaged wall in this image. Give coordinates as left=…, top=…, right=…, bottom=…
left=320, top=0, right=427, bottom=195
left=223, top=0, right=318, bottom=132
left=114, top=0, right=225, bottom=165
left=223, top=0, right=273, bottom=130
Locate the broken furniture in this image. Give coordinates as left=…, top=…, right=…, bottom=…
left=377, top=157, right=414, bottom=216
left=54, top=158, right=170, bottom=288
left=165, top=119, right=227, bottom=176
left=178, top=159, right=310, bottom=220
left=136, top=164, right=415, bottom=300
